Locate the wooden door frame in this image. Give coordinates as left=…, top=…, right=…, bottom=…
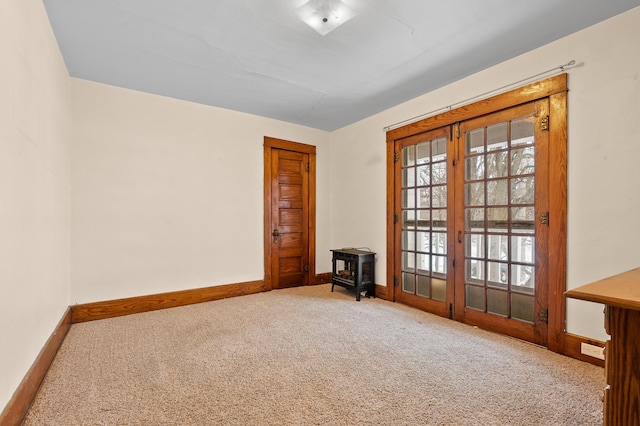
left=264, top=136, right=317, bottom=291
left=386, top=74, right=568, bottom=353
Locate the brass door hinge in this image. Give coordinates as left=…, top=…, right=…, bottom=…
left=394, top=214, right=399, bottom=224
left=538, top=309, right=548, bottom=323
left=304, top=264, right=310, bottom=272
left=394, top=152, right=400, bottom=162
left=394, top=276, right=399, bottom=287
left=305, top=163, right=310, bottom=172
left=539, top=212, right=549, bottom=225
left=540, top=115, right=550, bottom=131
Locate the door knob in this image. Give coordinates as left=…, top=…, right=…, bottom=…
left=272, top=228, right=280, bottom=243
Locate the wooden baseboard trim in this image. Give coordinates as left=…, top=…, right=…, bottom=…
left=375, top=284, right=390, bottom=300
left=313, top=273, right=332, bottom=285
left=0, top=307, right=72, bottom=426
left=562, top=333, right=605, bottom=367
left=71, top=280, right=266, bottom=323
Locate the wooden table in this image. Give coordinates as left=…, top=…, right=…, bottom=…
left=565, top=267, right=640, bottom=425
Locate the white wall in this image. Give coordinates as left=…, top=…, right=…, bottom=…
left=0, top=0, right=71, bottom=412
left=71, top=80, right=331, bottom=303
left=330, top=6, right=640, bottom=341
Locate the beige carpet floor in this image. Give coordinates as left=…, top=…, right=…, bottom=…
left=25, top=284, right=604, bottom=425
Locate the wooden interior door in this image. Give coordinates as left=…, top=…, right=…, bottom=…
left=264, top=137, right=316, bottom=291
left=269, top=148, right=310, bottom=289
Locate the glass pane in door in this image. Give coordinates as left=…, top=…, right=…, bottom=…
left=463, top=115, right=537, bottom=322
left=400, top=137, right=448, bottom=301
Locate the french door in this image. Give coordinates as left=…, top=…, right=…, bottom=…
left=391, top=89, right=560, bottom=347
left=393, top=126, right=454, bottom=318
left=453, top=100, right=549, bottom=345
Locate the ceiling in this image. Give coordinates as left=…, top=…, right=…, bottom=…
left=43, top=0, right=640, bottom=131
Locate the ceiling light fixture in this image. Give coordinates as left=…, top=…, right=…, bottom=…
left=295, top=0, right=357, bottom=36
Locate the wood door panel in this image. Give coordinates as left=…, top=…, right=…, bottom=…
left=398, top=292, right=450, bottom=317
left=279, top=209, right=303, bottom=226
left=463, top=308, right=535, bottom=342
left=279, top=250, right=304, bottom=260
left=279, top=233, right=302, bottom=250
left=278, top=256, right=304, bottom=288
left=279, top=257, right=303, bottom=273
left=278, top=159, right=304, bottom=180
left=278, top=274, right=304, bottom=287
left=279, top=184, right=302, bottom=200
